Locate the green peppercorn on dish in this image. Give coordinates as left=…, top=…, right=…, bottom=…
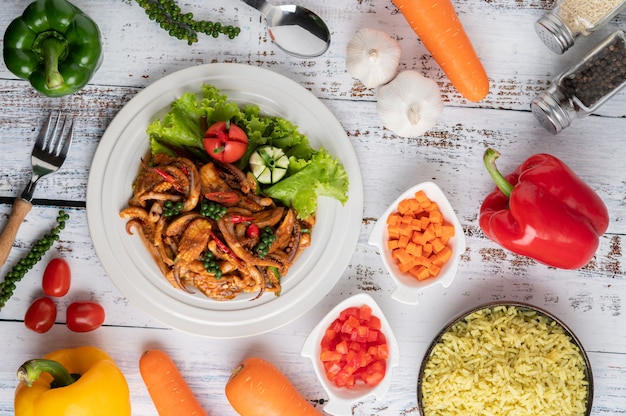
left=3, top=0, right=103, bottom=97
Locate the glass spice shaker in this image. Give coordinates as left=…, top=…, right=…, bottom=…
left=535, top=0, right=626, bottom=54
left=531, top=30, right=626, bottom=134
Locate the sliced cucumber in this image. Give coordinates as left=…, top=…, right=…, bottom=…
left=249, top=146, right=289, bottom=184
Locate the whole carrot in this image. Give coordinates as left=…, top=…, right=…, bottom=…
left=139, top=349, right=209, bottom=416
left=392, top=0, right=489, bottom=102
left=225, top=357, right=321, bottom=416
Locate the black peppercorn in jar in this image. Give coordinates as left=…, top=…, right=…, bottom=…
left=531, top=30, right=626, bottom=134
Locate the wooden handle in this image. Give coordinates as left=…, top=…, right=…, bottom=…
left=0, top=198, right=33, bottom=267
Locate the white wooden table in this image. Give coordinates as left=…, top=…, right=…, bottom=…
left=1, top=1, right=625, bottom=415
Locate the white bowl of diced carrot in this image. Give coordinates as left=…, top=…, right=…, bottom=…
left=301, top=293, right=400, bottom=416
left=368, top=182, right=466, bottom=305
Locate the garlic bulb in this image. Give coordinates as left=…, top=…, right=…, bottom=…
left=376, top=70, right=444, bottom=138
left=346, top=28, right=402, bottom=89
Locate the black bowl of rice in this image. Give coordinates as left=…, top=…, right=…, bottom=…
left=417, top=302, right=593, bottom=416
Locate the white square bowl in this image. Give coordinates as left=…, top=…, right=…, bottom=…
left=368, top=182, right=466, bottom=305
left=301, top=293, right=400, bottom=415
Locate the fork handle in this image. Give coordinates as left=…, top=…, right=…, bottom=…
left=0, top=198, right=33, bottom=267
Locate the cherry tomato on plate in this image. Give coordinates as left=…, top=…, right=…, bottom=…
left=42, top=258, right=71, bottom=297
left=24, top=297, right=57, bottom=333
left=66, top=301, right=105, bottom=332
left=203, top=120, right=249, bottom=163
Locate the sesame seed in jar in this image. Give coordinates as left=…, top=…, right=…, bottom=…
left=558, top=0, right=625, bottom=35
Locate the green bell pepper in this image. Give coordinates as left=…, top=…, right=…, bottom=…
left=3, top=0, right=103, bottom=97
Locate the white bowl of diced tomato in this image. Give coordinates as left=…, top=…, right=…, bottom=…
left=368, top=181, right=466, bottom=305
left=301, top=293, right=400, bottom=415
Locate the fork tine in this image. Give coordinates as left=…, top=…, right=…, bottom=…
left=58, top=119, right=74, bottom=158
left=46, top=113, right=65, bottom=155
left=35, top=112, right=56, bottom=151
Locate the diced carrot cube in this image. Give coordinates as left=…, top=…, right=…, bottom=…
left=410, top=218, right=423, bottom=230
left=386, top=213, right=398, bottom=225
left=398, top=235, right=409, bottom=248
left=398, top=223, right=412, bottom=237
left=433, top=246, right=452, bottom=266
left=387, top=239, right=399, bottom=250
left=420, top=216, right=431, bottom=230
left=429, top=210, right=443, bottom=224
left=406, top=242, right=422, bottom=257
left=442, top=224, right=455, bottom=239
left=414, top=190, right=429, bottom=204
left=411, top=230, right=424, bottom=245
left=422, top=227, right=435, bottom=242
left=431, top=237, right=446, bottom=253
left=398, top=199, right=411, bottom=214
left=408, top=198, right=421, bottom=213
left=400, top=215, right=413, bottom=225
left=423, top=243, right=433, bottom=257
left=428, top=263, right=441, bottom=277
left=409, top=265, right=431, bottom=280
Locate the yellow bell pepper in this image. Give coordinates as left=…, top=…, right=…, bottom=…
left=14, top=346, right=131, bottom=416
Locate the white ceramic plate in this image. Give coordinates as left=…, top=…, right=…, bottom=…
left=86, top=63, right=363, bottom=338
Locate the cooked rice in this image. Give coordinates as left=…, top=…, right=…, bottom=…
left=420, top=305, right=589, bottom=416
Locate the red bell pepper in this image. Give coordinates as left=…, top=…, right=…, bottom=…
left=479, top=148, right=609, bottom=269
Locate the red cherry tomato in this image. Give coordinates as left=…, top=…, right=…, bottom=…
left=42, top=258, right=71, bottom=297
left=66, top=301, right=105, bottom=332
left=24, top=297, right=57, bottom=333
left=203, top=121, right=249, bottom=163
left=320, top=304, right=388, bottom=389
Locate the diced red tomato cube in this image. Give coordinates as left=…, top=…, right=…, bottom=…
left=369, top=315, right=382, bottom=330
left=340, top=306, right=359, bottom=321
left=363, top=361, right=386, bottom=386
left=377, top=344, right=389, bottom=360
left=349, top=341, right=362, bottom=351
left=359, top=304, right=372, bottom=321
left=330, top=318, right=342, bottom=333
left=367, top=328, right=379, bottom=343
left=335, top=340, right=349, bottom=354
left=321, top=350, right=343, bottom=362
left=341, top=315, right=360, bottom=334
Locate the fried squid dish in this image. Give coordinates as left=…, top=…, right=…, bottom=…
left=120, top=153, right=313, bottom=301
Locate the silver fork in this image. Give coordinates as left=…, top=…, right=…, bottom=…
left=0, top=112, right=74, bottom=267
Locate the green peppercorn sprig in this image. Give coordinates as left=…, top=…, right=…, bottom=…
left=135, top=0, right=241, bottom=45
left=163, top=200, right=184, bottom=218
left=201, top=251, right=222, bottom=280
left=254, top=227, right=277, bottom=259
left=0, top=210, right=70, bottom=310
left=201, top=200, right=227, bottom=221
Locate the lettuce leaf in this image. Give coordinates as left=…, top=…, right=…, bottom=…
left=145, top=83, right=349, bottom=219
left=263, top=149, right=349, bottom=219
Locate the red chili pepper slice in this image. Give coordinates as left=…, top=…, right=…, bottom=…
left=229, top=214, right=255, bottom=224
left=210, top=231, right=243, bottom=267
left=205, top=192, right=240, bottom=204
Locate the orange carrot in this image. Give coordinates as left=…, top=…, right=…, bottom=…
left=392, top=0, right=489, bottom=102
left=225, top=357, right=321, bottom=416
left=139, top=349, right=208, bottom=416
left=387, top=190, right=455, bottom=280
